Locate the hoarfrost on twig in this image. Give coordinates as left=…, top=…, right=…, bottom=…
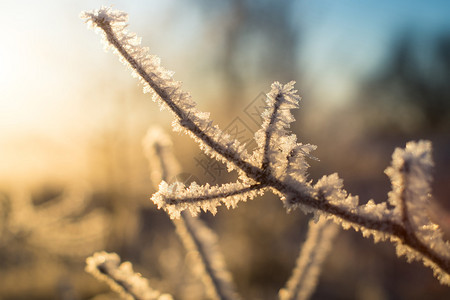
left=86, top=251, right=173, bottom=300
left=82, top=5, right=450, bottom=292
left=143, top=126, right=242, bottom=300
left=279, top=217, right=338, bottom=300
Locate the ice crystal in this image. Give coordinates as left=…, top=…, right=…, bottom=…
left=385, top=140, right=450, bottom=285
left=152, top=180, right=265, bottom=219
left=254, top=81, right=302, bottom=177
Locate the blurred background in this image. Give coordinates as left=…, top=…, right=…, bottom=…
left=1, top=0, right=449, bottom=299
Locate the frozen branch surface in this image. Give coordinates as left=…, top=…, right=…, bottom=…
left=279, top=218, right=338, bottom=300
left=86, top=252, right=172, bottom=300
left=143, top=127, right=241, bottom=300
left=174, top=214, right=242, bottom=300
left=82, top=7, right=450, bottom=286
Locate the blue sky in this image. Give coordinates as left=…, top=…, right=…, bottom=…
left=293, top=0, right=450, bottom=102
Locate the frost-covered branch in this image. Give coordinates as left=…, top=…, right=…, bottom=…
left=81, top=8, right=254, bottom=177
left=82, top=6, right=450, bottom=286
left=174, top=214, right=242, bottom=300
left=153, top=181, right=267, bottom=219
left=86, top=252, right=172, bottom=300
left=279, top=218, right=338, bottom=300
left=142, top=127, right=181, bottom=188
left=143, top=127, right=241, bottom=300
left=257, top=82, right=300, bottom=178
